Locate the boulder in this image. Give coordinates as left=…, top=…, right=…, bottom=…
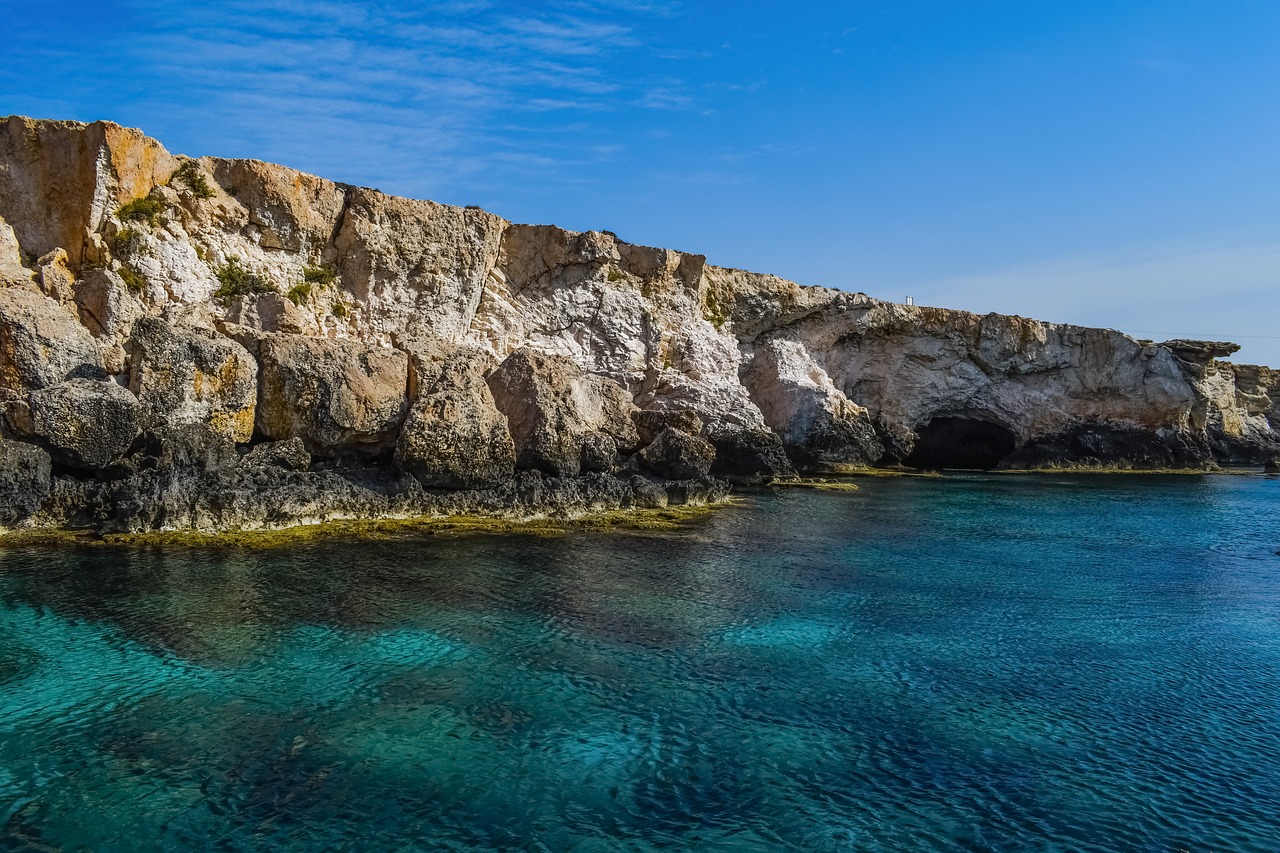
left=256, top=335, right=408, bottom=454
left=395, top=346, right=515, bottom=489
left=0, top=286, right=103, bottom=399
left=486, top=348, right=640, bottom=478
left=10, top=378, right=140, bottom=469
left=638, top=427, right=716, bottom=480
left=126, top=316, right=258, bottom=442
left=243, top=437, right=311, bottom=471
left=579, top=432, right=619, bottom=474
left=0, top=438, right=52, bottom=525
left=74, top=268, right=145, bottom=339
left=633, top=409, right=704, bottom=446
left=1265, top=459, right=1279, bottom=474
left=707, top=427, right=796, bottom=483
left=133, top=422, right=239, bottom=474
left=627, top=474, right=669, bottom=509
left=665, top=479, right=723, bottom=507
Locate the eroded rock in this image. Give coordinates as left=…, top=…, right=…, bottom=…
left=0, top=114, right=1276, bottom=534
left=743, top=337, right=883, bottom=470
left=35, top=248, right=75, bottom=304
left=487, top=348, right=639, bottom=477
left=127, top=316, right=257, bottom=442
left=74, top=268, right=145, bottom=339
left=243, top=437, right=311, bottom=471
left=334, top=190, right=506, bottom=341
left=0, top=215, right=33, bottom=287
left=10, top=378, right=139, bottom=469
left=0, top=286, right=103, bottom=399
left=0, top=438, right=52, bottom=525
left=396, top=345, right=515, bottom=489
left=256, top=335, right=408, bottom=454
left=638, top=427, right=716, bottom=480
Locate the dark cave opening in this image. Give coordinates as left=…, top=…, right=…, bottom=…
left=904, top=416, right=1018, bottom=471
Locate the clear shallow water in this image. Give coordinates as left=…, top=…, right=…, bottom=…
left=1, top=475, right=1279, bottom=852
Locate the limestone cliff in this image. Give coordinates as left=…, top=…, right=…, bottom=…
left=0, top=116, right=1275, bottom=533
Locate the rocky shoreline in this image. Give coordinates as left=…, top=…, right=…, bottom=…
left=1, top=115, right=1277, bottom=537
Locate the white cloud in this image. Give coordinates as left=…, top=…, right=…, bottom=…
left=119, top=0, right=687, bottom=196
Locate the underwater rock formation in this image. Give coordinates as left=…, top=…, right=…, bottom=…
left=0, top=116, right=1275, bottom=532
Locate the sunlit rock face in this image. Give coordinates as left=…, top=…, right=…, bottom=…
left=0, top=115, right=1274, bottom=531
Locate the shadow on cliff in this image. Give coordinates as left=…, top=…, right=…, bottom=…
left=903, top=416, right=1018, bottom=471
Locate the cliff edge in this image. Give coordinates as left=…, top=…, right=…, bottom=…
left=1, top=117, right=1276, bottom=533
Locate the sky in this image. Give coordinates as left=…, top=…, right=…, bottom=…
left=3, top=0, right=1279, bottom=364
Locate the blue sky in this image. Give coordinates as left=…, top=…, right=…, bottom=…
left=4, top=0, right=1279, bottom=364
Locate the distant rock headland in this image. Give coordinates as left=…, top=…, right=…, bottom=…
left=0, top=116, right=1276, bottom=534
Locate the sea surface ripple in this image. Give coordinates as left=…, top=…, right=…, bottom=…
left=1, top=474, right=1278, bottom=851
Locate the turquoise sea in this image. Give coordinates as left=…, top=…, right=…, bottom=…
left=2, top=474, right=1278, bottom=852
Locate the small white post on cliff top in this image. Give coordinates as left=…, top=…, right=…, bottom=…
left=905, top=296, right=914, bottom=306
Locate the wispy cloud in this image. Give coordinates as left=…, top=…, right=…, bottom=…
left=906, top=236, right=1280, bottom=367
left=119, top=0, right=691, bottom=199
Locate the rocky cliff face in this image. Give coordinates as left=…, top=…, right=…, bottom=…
left=0, top=116, right=1275, bottom=533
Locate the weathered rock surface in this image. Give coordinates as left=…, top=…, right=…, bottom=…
left=396, top=345, right=515, bottom=489
left=742, top=337, right=883, bottom=471
left=487, top=348, right=639, bottom=478
left=0, top=114, right=1276, bottom=533
left=0, top=286, right=104, bottom=398
left=0, top=215, right=33, bottom=287
left=8, top=378, right=139, bottom=469
left=0, top=116, right=177, bottom=267
left=242, top=437, right=311, bottom=471
left=127, top=314, right=257, bottom=442
left=637, top=428, right=716, bottom=480
left=0, top=438, right=51, bottom=526
left=255, top=335, right=408, bottom=454
left=74, top=268, right=145, bottom=340
left=35, top=248, right=76, bottom=304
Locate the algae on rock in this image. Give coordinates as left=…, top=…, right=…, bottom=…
left=0, top=115, right=1275, bottom=535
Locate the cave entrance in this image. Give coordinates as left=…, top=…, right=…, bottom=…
left=904, top=416, right=1017, bottom=471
